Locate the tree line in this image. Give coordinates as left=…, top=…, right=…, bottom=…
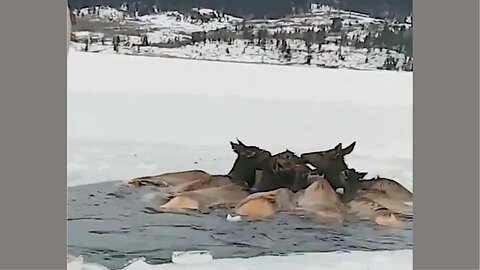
left=68, top=0, right=412, bottom=20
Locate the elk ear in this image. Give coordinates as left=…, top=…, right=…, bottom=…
left=358, top=172, right=368, bottom=179
left=236, top=138, right=246, bottom=146
left=341, top=141, right=356, bottom=156
left=334, top=143, right=342, bottom=153
left=230, top=141, right=240, bottom=153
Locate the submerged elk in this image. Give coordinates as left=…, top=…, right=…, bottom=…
left=234, top=175, right=344, bottom=224
left=153, top=140, right=274, bottom=211
left=128, top=139, right=271, bottom=195
left=340, top=168, right=413, bottom=227
left=341, top=168, right=413, bottom=206
left=234, top=172, right=409, bottom=228
left=300, top=142, right=356, bottom=191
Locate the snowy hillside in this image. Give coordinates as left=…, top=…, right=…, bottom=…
left=136, top=8, right=242, bottom=34
left=70, top=5, right=412, bottom=72
left=74, top=5, right=130, bottom=21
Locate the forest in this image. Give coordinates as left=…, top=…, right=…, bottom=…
left=68, top=0, right=412, bottom=19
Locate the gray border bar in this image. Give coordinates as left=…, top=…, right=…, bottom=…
left=0, top=1, right=67, bottom=269
left=413, top=0, right=479, bottom=269
left=1, top=0, right=479, bottom=269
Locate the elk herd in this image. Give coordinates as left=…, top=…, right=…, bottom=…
left=124, top=139, right=413, bottom=228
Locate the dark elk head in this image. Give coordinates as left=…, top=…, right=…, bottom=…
left=300, top=142, right=356, bottom=175
left=230, top=138, right=272, bottom=164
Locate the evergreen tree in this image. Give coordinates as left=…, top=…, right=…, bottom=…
left=330, top=17, right=343, bottom=33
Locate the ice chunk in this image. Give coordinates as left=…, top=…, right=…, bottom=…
left=82, top=263, right=110, bottom=270
left=67, top=255, right=83, bottom=270
left=123, top=257, right=156, bottom=270
left=226, top=214, right=242, bottom=222
left=171, top=251, right=214, bottom=265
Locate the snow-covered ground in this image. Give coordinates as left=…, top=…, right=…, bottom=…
left=136, top=9, right=242, bottom=33
left=68, top=249, right=412, bottom=270
left=67, top=50, right=412, bottom=187
left=71, top=39, right=407, bottom=70
left=251, top=4, right=385, bottom=30
left=67, top=49, right=413, bottom=269
left=75, top=6, right=130, bottom=22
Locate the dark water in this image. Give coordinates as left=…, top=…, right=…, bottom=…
left=67, top=181, right=413, bottom=269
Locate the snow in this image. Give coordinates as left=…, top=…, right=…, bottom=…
left=69, top=250, right=412, bottom=270
left=405, top=15, right=412, bottom=24
left=67, top=50, right=412, bottom=189
left=247, top=12, right=382, bottom=32
left=74, top=6, right=128, bottom=22
left=67, top=50, right=411, bottom=106
left=171, top=251, right=214, bottom=264
left=67, top=47, right=412, bottom=269
left=135, top=10, right=241, bottom=36
left=306, top=4, right=384, bottom=26
left=71, top=38, right=408, bottom=71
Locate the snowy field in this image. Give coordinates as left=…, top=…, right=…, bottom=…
left=67, top=49, right=413, bottom=269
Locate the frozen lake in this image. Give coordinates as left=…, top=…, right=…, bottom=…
left=67, top=50, right=413, bottom=269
